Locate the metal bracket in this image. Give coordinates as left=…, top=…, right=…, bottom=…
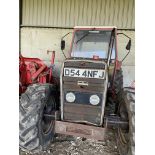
left=104, top=115, right=128, bottom=130
left=77, top=81, right=88, bottom=86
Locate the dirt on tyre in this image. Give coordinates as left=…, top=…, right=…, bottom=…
left=117, top=88, right=135, bottom=155
left=19, top=84, right=57, bottom=153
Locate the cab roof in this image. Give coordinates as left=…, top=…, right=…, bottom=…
left=74, top=26, right=117, bottom=30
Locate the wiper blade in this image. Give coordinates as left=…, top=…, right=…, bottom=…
left=76, top=28, right=95, bottom=44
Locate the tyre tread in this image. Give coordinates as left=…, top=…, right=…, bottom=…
left=19, top=84, right=56, bottom=153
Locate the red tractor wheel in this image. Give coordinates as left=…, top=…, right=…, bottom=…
left=117, top=88, right=135, bottom=155
left=19, top=84, right=57, bottom=153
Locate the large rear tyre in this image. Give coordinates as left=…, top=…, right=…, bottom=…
left=117, top=88, right=135, bottom=155
left=19, top=84, right=57, bottom=153
left=106, top=69, right=123, bottom=114
left=113, top=69, right=123, bottom=95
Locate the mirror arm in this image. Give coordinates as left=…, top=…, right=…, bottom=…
left=61, top=49, right=67, bottom=59
left=60, top=32, right=72, bottom=59
left=61, top=32, right=72, bottom=40
left=117, top=32, right=131, bottom=62
left=121, top=49, right=130, bottom=62
left=61, top=32, right=73, bottom=59
left=117, top=32, right=131, bottom=40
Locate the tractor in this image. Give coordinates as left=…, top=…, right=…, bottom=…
left=19, top=26, right=135, bottom=155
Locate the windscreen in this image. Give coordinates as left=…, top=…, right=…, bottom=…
left=71, top=30, right=115, bottom=59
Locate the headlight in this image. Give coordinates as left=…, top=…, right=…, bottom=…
left=90, top=95, right=100, bottom=105
left=66, top=92, right=75, bottom=103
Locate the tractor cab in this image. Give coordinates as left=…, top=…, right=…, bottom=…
left=61, top=27, right=120, bottom=84
left=61, top=26, right=131, bottom=86
left=70, top=26, right=116, bottom=61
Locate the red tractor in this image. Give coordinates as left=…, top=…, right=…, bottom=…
left=19, top=26, right=135, bottom=155
left=19, top=50, right=60, bottom=151
left=19, top=51, right=56, bottom=94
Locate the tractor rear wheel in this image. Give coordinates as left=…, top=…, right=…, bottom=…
left=117, top=88, right=135, bottom=155
left=19, top=84, right=57, bottom=153
left=113, top=69, right=123, bottom=95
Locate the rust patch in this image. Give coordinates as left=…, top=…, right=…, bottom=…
left=55, top=121, right=106, bottom=141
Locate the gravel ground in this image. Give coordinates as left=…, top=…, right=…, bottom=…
left=20, top=129, right=119, bottom=155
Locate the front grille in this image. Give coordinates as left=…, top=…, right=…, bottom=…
left=64, top=103, right=102, bottom=125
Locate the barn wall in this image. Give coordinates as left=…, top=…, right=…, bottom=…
left=21, top=0, right=135, bottom=29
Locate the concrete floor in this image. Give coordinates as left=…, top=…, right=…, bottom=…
left=20, top=129, right=119, bottom=155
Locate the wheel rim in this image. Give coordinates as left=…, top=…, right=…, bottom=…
left=42, top=97, right=55, bottom=134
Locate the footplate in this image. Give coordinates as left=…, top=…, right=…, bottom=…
left=55, top=121, right=106, bottom=140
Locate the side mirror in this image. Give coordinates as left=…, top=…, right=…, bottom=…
left=61, top=40, right=65, bottom=50
left=126, top=39, right=131, bottom=50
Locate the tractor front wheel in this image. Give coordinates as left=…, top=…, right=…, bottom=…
left=117, top=88, right=135, bottom=155
left=19, top=84, right=57, bottom=153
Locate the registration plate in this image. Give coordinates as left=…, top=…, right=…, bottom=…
left=64, top=68, right=105, bottom=79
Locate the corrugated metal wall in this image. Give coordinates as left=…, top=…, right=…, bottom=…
left=21, top=0, right=135, bottom=29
